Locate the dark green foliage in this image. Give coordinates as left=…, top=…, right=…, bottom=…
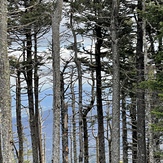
left=8, top=1, right=51, bottom=33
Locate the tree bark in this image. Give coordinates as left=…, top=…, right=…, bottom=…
left=75, top=39, right=83, bottom=163
left=106, top=110, right=112, bottom=163
left=0, top=128, right=2, bottom=163
left=122, top=92, right=128, bottom=163
left=83, top=114, right=88, bottom=163
left=51, top=0, right=63, bottom=162
left=34, top=31, right=45, bottom=163
left=96, top=137, right=99, bottom=163
left=83, top=69, right=95, bottom=163
left=142, top=1, right=154, bottom=161
left=70, top=81, right=77, bottom=163
left=70, top=10, right=84, bottom=163
left=16, top=69, right=24, bottom=163
left=95, top=24, right=106, bottom=163
left=111, top=0, right=120, bottom=162
left=25, top=30, right=39, bottom=163
left=0, top=0, right=14, bottom=162
left=61, top=68, right=69, bottom=163
left=136, top=0, right=146, bottom=162
left=130, top=99, right=137, bottom=163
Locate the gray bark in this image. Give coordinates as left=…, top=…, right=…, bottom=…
left=0, top=0, right=14, bottom=162
left=70, top=81, right=77, bottom=163
left=70, top=11, right=84, bottom=163
left=111, top=0, right=120, bottom=162
left=51, top=0, right=63, bottom=162
left=106, top=109, right=112, bottom=163
left=143, top=3, right=157, bottom=161
left=143, top=1, right=154, bottom=161
left=96, top=137, right=99, bottom=163
left=82, top=67, right=95, bottom=163
left=122, top=92, right=128, bottom=163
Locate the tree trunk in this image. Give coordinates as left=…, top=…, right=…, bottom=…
left=70, top=11, right=84, bottom=163
left=130, top=99, right=137, bottom=163
left=25, top=31, right=39, bottom=163
left=61, top=70, right=69, bottom=163
left=34, top=31, right=44, bottom=163
left=122, top=92, right=128, bottom=163
left=76, top=45, right=83, bottom=163
left=0, top=128, right=2, bottom=163
left=95, top=23, right=106, bottom=163
left=111, top=0, right=120, bottom=162
left=61, top=103, right=68, bottom=163
left=106, top=111, right=112, bottom=163
left=16, top=69, right=24, bottom=163
left=83, top=68, right=95, bottom=163
left=51, top=0, right=63, bottom=162
left=83, top=114, right=88, bottom=163
left=0, top=0, right=14, bottom=162
left=95, top=136, right=99, bottom=163
left=136, top=0, right=146, bottom=162
left=70, top=81, right=77, bottom=163
left=142, top=1, right=154, bottom=161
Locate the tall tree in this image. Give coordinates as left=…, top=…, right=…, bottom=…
left=82, top=66, right=95, bottom=163
left=60, top=60, right=70, bottom=163
left=136, top=0, right=146, bottom=162
left=70, top=10, right=84, bottom=163
left=34, top=29, right=45, bottom=163
left=144, top=1, right=163, bottom=161
left=70, top=77, right=77, bottom=163
left=130, top=98, right=137, bottom=163
left=121, top=91, right=128, bottom=163
left=0, top=0, right=14, bottom=162
left=51, top=0, right=63, bottom=162
left=95, top=23, right=106, bottom=163
left=93, top=1, right=107, bottom=162
left=111, top=0, right=120, bottom=162
left=16, top=66, right=24, bottom=163
left=25, top=28, right=39, bottom=163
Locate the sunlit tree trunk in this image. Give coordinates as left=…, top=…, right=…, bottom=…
left=51, top=0, right=63, bottom=162
left=0, top=0, right=14, bottom=162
